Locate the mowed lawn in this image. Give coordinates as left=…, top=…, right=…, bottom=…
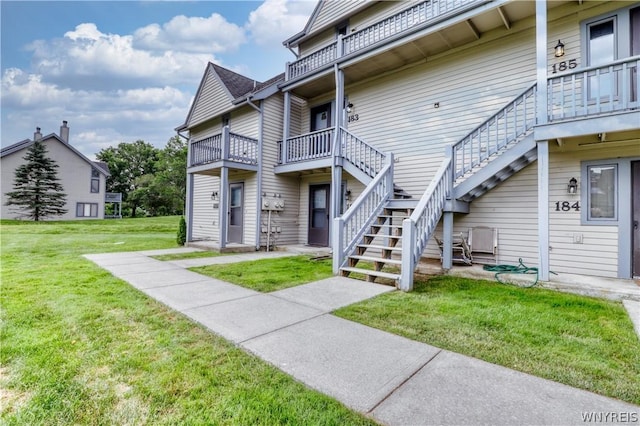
left=0, top=217, right=375, bottom=425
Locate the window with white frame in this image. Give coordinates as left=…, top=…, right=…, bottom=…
left=582, top=162, right=618, bottom=224
left=76, top=203, right=98, bottom=217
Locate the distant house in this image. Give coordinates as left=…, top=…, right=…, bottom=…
left=179, top=1, right=640, bottom=289
left=1, top=121, right=110, bottom=220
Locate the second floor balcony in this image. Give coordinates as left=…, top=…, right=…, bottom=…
left=189, top=127, right=258, bottom=174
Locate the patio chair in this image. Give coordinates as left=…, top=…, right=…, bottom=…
left=434, top=233, right=473, bottom=265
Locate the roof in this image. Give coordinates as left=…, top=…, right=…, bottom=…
left=1, top=134, right=110, bottom=177
left=176, top=63, right=285, bottom=131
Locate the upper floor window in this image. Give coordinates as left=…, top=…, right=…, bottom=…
left=91, top=168, right=100, bottom=193
left=336, top=21, right=348, bottom=38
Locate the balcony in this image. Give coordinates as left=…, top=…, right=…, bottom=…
left=275, top=128, right=334, bottom=174
left=189, top=127, right=258, bottom=174
left=539, top=56, right=640, bottom=140
left=286, top=0, right=487, bottom=86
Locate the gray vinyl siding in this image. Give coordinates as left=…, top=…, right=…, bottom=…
left=188, top=67, right=232, bottom=128
left=229, top=106, right=259, bottom=138
left=299, top=28, right=337, bottom=57
left=308, top=1, right=364, bottom=34
left=191, top=174, right=218, bottom=241
left=343, top=22, right=538, bottom=197
left=261, top=95, right=301, bottom=247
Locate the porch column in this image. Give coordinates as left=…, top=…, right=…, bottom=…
left=331, top=65, right=345, bottom=235
left=282, top=91, right=291, bottom=163
left=536, top=0, right=550, bottom=281
left=442, top=212, right=454, bottom=270
left=219, top=166, right=229, bottom=250
left=186, top=172, right=194, bottom=242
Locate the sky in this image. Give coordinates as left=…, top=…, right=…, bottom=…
left=1, top=0, right=317, bottom=159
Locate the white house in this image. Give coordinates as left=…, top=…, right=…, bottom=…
left=180, top=1, right=640, bottom=289
left=1, top=121, right=110, bottom=220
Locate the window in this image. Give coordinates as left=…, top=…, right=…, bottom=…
left=76, top=203, right=98, bottom=217
left=582, top=162, right=618, bottom=224
left=91, top=168, right=100, bottom=193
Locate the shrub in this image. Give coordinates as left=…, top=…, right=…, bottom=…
left=177, top=216, right=186, bottom=245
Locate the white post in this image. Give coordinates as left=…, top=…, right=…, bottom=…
left=219, top=167, right=228, bottom=250
left=442, top=212, right=454, bottom=269
left=400, top=218, right=415, bottom=291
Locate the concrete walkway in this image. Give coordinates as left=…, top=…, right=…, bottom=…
left=84, top=248, right=639, bottom=425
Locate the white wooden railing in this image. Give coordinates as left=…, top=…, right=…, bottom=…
left=400, top=158, right=452, bottom=290
left=548, top=56, right=640, bottom=121
left=333, top=154, right=394, bottom=273
left=190, top=127, right=258, bottom=167
left=339, top=127, right=386, bottom=178
left=277, top=128, right=334, bottom=164
left=287, top=0, right=482, bottom=81
left=452, top=83, right=537, bottom=180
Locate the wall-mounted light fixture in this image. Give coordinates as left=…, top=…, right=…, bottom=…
left=567, top=177, right=578, bottom=194
left=345, top=189, right=352, bottom=201
left=346, top=102, right=354, bottom=113
left=554, top=39, right=565, bottom=57
left=211, top=191, right=219, bottom=201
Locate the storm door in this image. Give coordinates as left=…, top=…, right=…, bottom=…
left=308, top=184, right=330, bottom=246
left=228, top=183, right=243, bottom=244
left=632, top=161, right=640, bottom=278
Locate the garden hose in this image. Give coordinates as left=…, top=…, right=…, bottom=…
left=483, top=258, right=543, bottom=288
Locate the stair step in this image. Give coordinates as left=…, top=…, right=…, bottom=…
left=364, top=233, right=402, bottom=239
left=349, top=255, right=402, bottom=265
left=340, top=266, right=400, bottom=281
left=357, top=243, right=402, bottom=251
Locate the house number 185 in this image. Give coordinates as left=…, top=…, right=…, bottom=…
left=551, top=59, right=578, bottom=74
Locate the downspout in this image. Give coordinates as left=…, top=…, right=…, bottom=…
left=246, top=96, right=263, bottom=251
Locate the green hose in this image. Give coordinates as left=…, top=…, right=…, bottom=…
left=483, top=258, right=541, bottom=288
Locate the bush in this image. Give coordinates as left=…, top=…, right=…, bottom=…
left=177, top=216, right=186, bottom=245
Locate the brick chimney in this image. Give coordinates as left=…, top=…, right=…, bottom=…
left=34, top=127, right=42, bottom=141
left=60, top=120, right=69, bottom=143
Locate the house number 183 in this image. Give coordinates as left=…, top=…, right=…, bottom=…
left=555, top=201, right=580, bottom=211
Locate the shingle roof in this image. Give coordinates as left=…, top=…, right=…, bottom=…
left=212, top=64, right=258, bottom=99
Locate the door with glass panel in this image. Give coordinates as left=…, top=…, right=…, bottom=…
left=587, top=17, right=617, bottom=102
left=228, top=183, right=243, bottom=243
left=308, top=184, right=330, bottom=246
left=632, top=161, right=640, bottom=278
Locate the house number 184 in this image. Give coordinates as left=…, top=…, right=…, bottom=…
left=555, top=201, right=580, bottom=211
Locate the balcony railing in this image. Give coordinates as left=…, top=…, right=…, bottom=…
left=286, top=0, right=481, bottom=81
left=277, top=128, right=334, bottom=164
left=548, top=56, right=639, bottom=122
left=190, top=127, right=258, bottom=167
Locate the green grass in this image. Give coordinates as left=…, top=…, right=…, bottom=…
left=1, top=217, right=375, bottom=425
left=151, top=251, right=222, bottom=261
left=190, top=255, right=333, bottom=292
left=334, top=275, right=640, bottom=405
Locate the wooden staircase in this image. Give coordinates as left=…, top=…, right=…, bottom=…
left=339, top=199, right=416, bottom=284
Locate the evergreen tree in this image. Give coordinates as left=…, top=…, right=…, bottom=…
left=5, top=140, right=67, bottom=221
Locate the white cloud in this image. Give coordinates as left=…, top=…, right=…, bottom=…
left=133, top=13, right=246, bottom=54
left=247, top=0, right=316, bottom=46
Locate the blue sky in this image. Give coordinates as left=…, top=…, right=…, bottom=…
left=1, top=0, right=316, bottom=158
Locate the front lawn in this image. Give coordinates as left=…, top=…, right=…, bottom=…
left=0, top=217, right=374, bottom=425
left=334, top=275, right=640, bottom=405
left=190, top=255, right=333, bottom=292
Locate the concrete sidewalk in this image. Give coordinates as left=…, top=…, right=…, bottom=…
left=84, top=248, right=640, bottom=425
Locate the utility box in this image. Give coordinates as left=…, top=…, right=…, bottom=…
left=262, top=196, right=285, bottom=211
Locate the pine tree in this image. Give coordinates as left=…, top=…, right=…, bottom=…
left=5, top=140, right=68, bottom=221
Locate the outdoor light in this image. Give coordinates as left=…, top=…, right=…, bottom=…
left=346, top=102, right=354, bottom=113
left=554, top=39, right=565, bottom=57
left=211, top=191, right=219, bottom=201
left=567, top=177, right=578, bottom=194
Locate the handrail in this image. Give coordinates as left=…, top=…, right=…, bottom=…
left=548, top=55, right=639, bottom=121
left=400, top=158, right=452, bottom=290
left=189, top=128, right=258, bottom=167
left=278, top=128, right=334, bottom=164
left=333, top=154, right=394, bottom=274
left=286, top=0, right=482, bottom=81
left=338, top=127, right=386, bottom=178
left=451, top=83, right=537, bottom=180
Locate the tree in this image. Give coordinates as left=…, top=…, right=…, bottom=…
left=5, top=140, right=67, bottom=221
left=153, top=136, right=187, bottom=214
left=96, top=140, right=159, bottom=217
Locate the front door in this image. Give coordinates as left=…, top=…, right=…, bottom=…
left=308, top=184, right=330, bottom=246
left=228, top=183, right=243, bottom=243
left=310, top=103, right=331, bottom=131
left=632, top=161, right=640, bottom=277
